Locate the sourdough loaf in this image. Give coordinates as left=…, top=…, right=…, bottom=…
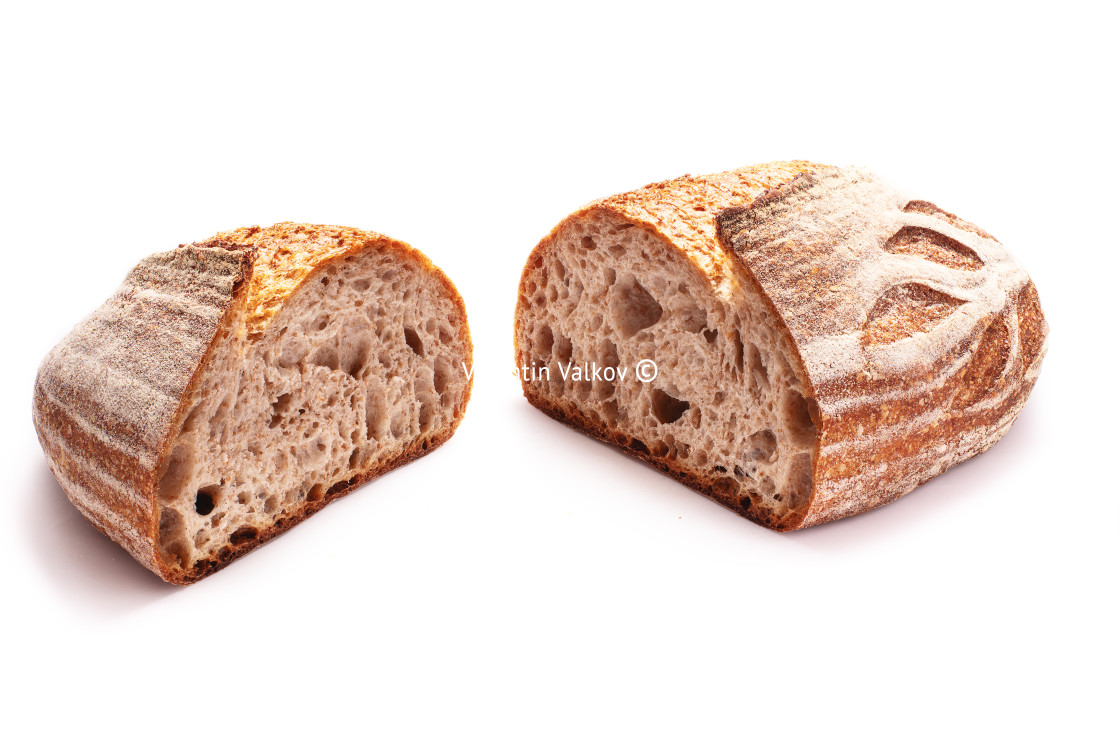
left=34, top=223, right=472, bottom=582
left=514, top=163, right=1046, bottom=529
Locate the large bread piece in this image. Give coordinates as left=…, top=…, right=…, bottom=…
left=34, top=223, right=472, bottom=582
left=514, top=163, right=1046, bottom=529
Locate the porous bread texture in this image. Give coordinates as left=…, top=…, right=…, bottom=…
left=516, top=212, right=818, bottom=526
left=33, top=223, right=472, bottom=583
left=156, top=246, right=471, bottom=576
left=514, top=163, right=1047, bottom=530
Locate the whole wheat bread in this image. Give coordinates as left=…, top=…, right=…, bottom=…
left=514, top=163, right=1046, bottom=529
left=34, top=223, right=472, bottom=583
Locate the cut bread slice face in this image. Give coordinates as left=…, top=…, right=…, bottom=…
left=34, top=223, right=472, bottom=583
left=514, top=164, right=1047, bottom=530
left=516, top=204, right=818, bottom=528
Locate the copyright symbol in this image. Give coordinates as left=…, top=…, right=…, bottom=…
left=636, top=359, right=658, bottom=383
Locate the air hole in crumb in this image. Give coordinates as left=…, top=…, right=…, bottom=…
left=581, top=236, right=596, bottom=249
left=419, top=403, right=435, bottom=433
left=158, top=509, right=185, bottom=560
left=651, top=388, right=690, bottom=425
left=787, top=453, right=814, bottom=509
left=404, top=326, right=424, bottom=355
left=703, top=329, right=718, bottom=344
left=269, top=393, right=292, bottom=428
left=365, top=390, right=388, bottom=441
left=230, top=527, right=258, bottom=546
left=598, top=338, right=620, bottom=369
left=610, top=276, right=662, bottom=338
left=554, top=333, right=573, bottom=364
left=311, top=342, right=341, bottom=371
left=732, top=330, right=745, bottom=371
left=745, top=429, right=778, bottom=463
left=679, top=299, right=707, bottom=333
left=434, top=358, right=452, bottom=394
left=328, top=478, right=356, bottom=496
left=746, top=343, right=769, bottom=389
left=783, top=390, right=818, bottom=447
left=602, top=399, right=620, bottom=425
left=307, top=484, right=326, bottom=502
left=631, top=439, right=650, bottom=455
left=534, top=325, right=553, bottom=357
left=195, top=487, right=218, bottom=516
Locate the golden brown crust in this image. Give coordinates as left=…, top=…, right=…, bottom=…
left=199, top=222, right=469, bottom=341
left=516, top=161, right=822, bottom=305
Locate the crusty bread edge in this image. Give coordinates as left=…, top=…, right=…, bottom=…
left=521, top=387, right=796, bottom=529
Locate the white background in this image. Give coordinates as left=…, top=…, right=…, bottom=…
left=1, top=2, right=1116, bottom=744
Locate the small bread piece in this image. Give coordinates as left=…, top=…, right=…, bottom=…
left=34, top=223, right=472, bottom=583
left=514, top=164, right=1046, bottom=529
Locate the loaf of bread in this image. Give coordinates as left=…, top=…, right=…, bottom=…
left=34, top=223, right=472, bottom=582
left=514, top=163, right=1046, bottom=529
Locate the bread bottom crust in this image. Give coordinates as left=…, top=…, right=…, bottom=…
left=522, top=386, right=805, bottom=531
left=44, top=421, right=460, bottom=584
left=162, top=421, right=462, bottom=584
left=525, top=368, right=1041, bottom=532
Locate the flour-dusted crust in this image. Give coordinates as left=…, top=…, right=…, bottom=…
left=514, top=163, right=1046, bottom=530
left=34, top=247, right=253, bottom=575
left=719, top=168, right=1047, bottom=527
left=34, top=223, right=473, bottom=582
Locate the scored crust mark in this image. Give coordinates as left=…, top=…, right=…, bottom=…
left=718, top=166, right=1045, bottom=527
left=33, top=224, right=473, bottom=583
left=862, top=283, right=966, bottom=346
left=903, top=199, right=997, bottom=241
left=516, top=162, right=1048, bottom=532
left=884, top=226, right=984, bottom=270
left=951, top=317, right=1011, bottom=410
left=1015, top=280, right=1046, bottom=370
